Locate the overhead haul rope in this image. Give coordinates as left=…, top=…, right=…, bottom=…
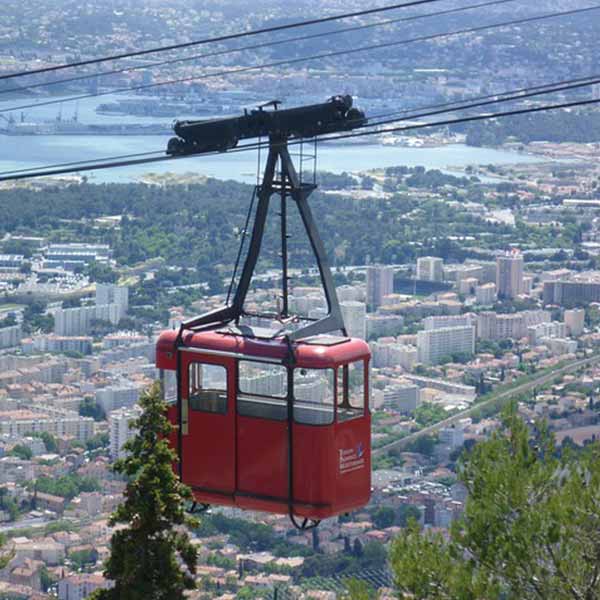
left=3, top=4, right=599, bottom=115
left=2, top=76, right=600, bottom=182
left=0, top=0, right=450, bottom=81
left=0, top=0, right=520, bottom=97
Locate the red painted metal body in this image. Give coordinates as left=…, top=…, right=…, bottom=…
left=156, top=328, right=371, bottom=520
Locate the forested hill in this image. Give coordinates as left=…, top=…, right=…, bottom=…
left=457, top=108, right=600, bottom=146
left=0, top=179, right=515, bottom=273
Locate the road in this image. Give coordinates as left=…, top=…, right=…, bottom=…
left=373, top=353, right=600, bottom=457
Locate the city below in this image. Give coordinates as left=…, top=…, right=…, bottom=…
left=1, top=0, right=600, bottom=598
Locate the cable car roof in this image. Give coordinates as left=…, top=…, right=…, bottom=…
left=156, top=328, right=370, bottom=369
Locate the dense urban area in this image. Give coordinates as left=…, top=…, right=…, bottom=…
left=1, top=0, right=600, bottom=598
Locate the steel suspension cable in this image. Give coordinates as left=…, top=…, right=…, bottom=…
left=0, top=0, right=449, bottom=81
left=0, top=0, right=519, bottom=97
left=3, top=4, right=599, bottom=116
left=3, top=94, right=600, bottom=183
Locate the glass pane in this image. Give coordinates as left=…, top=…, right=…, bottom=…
left=189, top=363, right=228, bottom=414
left=238, top=362, right=287, bottom=398
left=238, top=361, right=288, bottom=421
left=337, top=361, right=365, bottom=422
left=293, top=369, right=334, bottom=425
left=160, top=369, right=177, bottom=405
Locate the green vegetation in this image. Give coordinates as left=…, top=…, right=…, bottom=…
left=40, top=565, right=56, bottom=593
left=196, top=513, right=311, bottom=558
left=301, top=540, right=387, bottom=580
left=90, top=382, right=197, bottom=600
left=0, top=487, right=20, bottom=521
left=32, top=474, right=101, bottom=500
left=85, top=432, right=110, bottom=452
left=460, top=108, right=600, bottom=146
left=9, top=444, right=32, bottom=460
left=25, top=431, right=59, bottom=454
left=371, top=505, right=421, bottom=529
left=406, top=435, right=438, bottom=457
left=69, top=547, right=99, bottom=570
left=385, top=165, right=477, bottom=190
left=0, top=179, right=520, bottom=278
left=413, top=403, right=449, bottom=427
left=340, top=579, right=379, bottom=600
left=22, top=300, right=54, bottom=334
left=79, top=398, right=106, bottom=421
left=388, top=405, right=600, bottom=599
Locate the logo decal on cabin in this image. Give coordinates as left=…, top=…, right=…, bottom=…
left=339, top=443, right=366, bottom=474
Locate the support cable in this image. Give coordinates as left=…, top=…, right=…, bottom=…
left=3, top=4, right=599, bottom=115
left=0, top=0, right=519, bottom=97
left=0, top=0, right=450, bottom=81
left=3, top=74, right=600, bottom=182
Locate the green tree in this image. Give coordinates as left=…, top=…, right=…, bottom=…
left=341, top=579, right=379, bottom=600
left=372, top=506, right=395, bottom=529
left=40, top=432, right=58, bottom=453
left=9, top=444, right=32, bottom=460
left=79, top=398, right=106, bottom=421
left=86, top=432, right=109, bottom=451
left=40, top=565, right=56, bottom=592
left=388, top=405, right=600, bottom=599
left=407, top=435, right=437, bottom=457
left=396, top=504, right=421, bottom=527
left=90, top=382, right=197, bottom=600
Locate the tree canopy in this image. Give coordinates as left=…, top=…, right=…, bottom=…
left=90, top=382, right=197, bottom=600
left=389, top=405, right=600, bottom=599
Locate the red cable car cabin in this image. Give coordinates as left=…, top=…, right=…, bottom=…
left=156, top=327, right=371, bottom=523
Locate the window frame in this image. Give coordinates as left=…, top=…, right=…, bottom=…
left=336, top=359, right=368, bottom=423
left=292, top=367, right=336, bottom=426
left=236, top=360, right=288, bottom=421
left=187, top=362, right=229, bottom=415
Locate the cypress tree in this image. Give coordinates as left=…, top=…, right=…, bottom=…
left=91, top=382, right=197, bottom=599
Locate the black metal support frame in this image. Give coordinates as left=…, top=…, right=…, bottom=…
left=179, top=135, right=346, bottom=341
left=175, top=135, right=346, bottom=531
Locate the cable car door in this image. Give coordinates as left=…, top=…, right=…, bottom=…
left=181, top=354, right=236, bottom=496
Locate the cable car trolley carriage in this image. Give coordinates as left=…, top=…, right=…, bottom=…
left=156, top=95, right=371, bottom=529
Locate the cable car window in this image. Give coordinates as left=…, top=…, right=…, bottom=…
left=337, top=361, right=365, bottom=422
left=160, top=369, right=177, bottom=405
left=188, top=363, right=228, bottom=414
left=293, top=369, right=334, bottom=425
left=238, top=361, right=288, bottom=421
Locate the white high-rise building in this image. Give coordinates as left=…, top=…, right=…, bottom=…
left=341, top=301, right=366, bottom=339
left=475, top=282, right=497, bottom=305
left=528, top=322, right=567, bottom=345
left=496, top=251, right=524, bottom=299
left=416, top=257, right=444, bottom=282
left=477, top=310, right=551, bottom=341
left=417, top=326, right=475, bottom=365
left=109, top=405, right=143, bottom=460
left=366, top=265, right=394, bottom=310
left=96, top=283, right=129, bottom=319
left=366, top=314, right=404, bottom=338
left=423, top=314, right=476, bottom=331
left=439, top=425, right=465, bottom=449
left=383, top=383, right=420, bottom=414
left=96, top=382, right=143, bottom=414
left=0, top=324, right=21, bottom=349
left=54, top=304, right=121, bottom=336
left=337, top=285, right=364, bottom=303
left=564, top=308, right=585, bottom=337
